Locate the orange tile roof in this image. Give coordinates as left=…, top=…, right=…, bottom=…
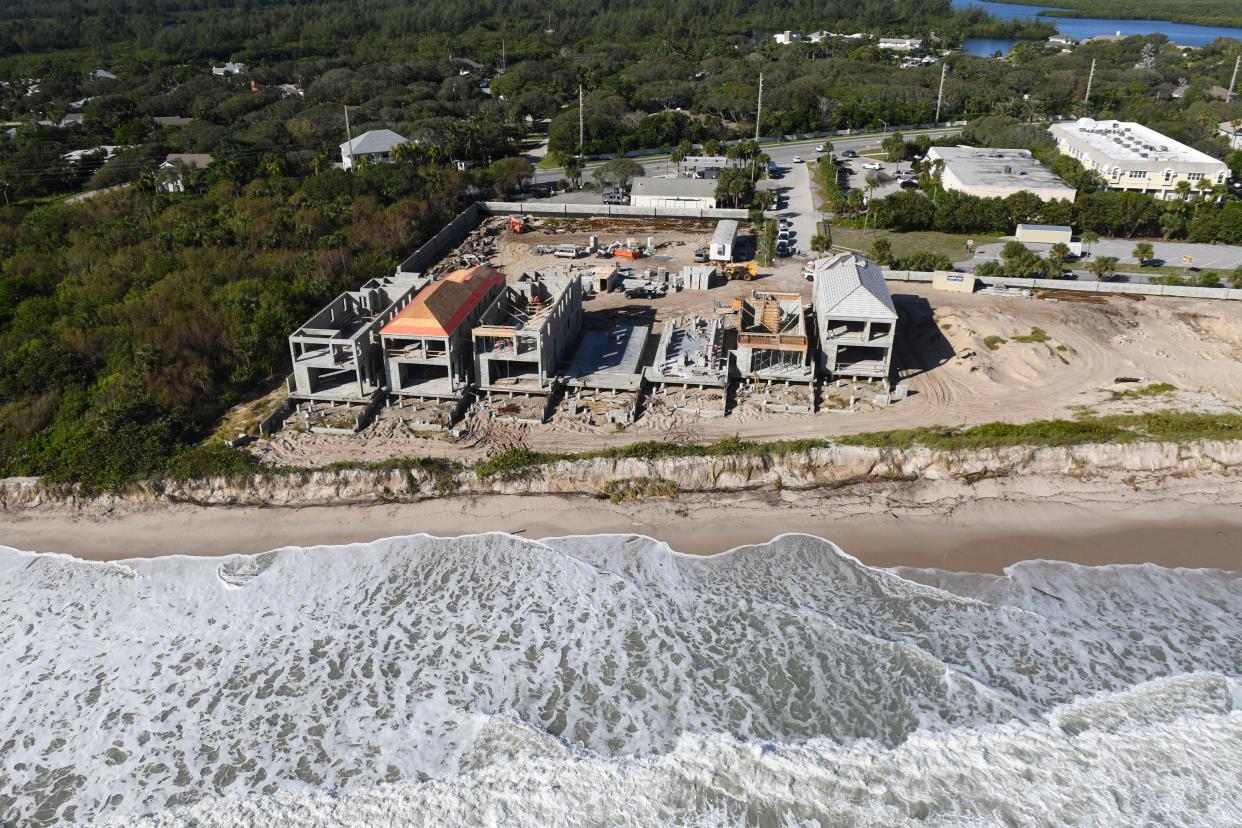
left=381, top=266, right=504, bottom=338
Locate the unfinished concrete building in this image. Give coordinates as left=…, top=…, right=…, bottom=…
left=378, top=265, right=505, bottom=428
left=733, top=291, right=815, bottom=413
left=810, top=253, right=898, bottom=382
left=288, top=273, right=426, bottom=403
left=644, top=315, right=730, bottom=417
left=472, top=275, right=583, bottom=422
left=561, top=321, right=651, bottom=426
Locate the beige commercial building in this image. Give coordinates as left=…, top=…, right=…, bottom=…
left=926, top=146, right=1076, bottom=202
left=629, top=177, right=718, bottom=209
left=1049, top=118, right=1228, bottom=200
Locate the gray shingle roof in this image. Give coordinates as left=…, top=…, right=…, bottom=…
left=812, top=253, right=897, bottom=320
left=341, top=129, right=409, bottom=156
left=162, top=153, right=213, bottom=169
left=630, top=177, right=717, bottom=198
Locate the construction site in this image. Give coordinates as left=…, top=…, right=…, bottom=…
left=249, top=208, right=1242, bottom=467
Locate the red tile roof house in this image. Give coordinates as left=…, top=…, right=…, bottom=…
left=378, top=266, right=506, bottom=400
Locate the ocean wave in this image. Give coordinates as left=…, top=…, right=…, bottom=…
left=0, top=533, right=1238, bottom=826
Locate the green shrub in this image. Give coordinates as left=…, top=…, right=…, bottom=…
left=1012, top=327, right=1049, bottom=343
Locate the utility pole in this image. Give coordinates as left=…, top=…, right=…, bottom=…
left=578, top=85, right=584, bottom=155
left=343, top=104, right=354, bottom=171
left=1084, top=59, right=1096, bottom=104
left=934, top=62, right=948, bottom=124
left=754, top=72, right=763, bottom=143
left=501, top=39, right=507, bottom=73
left=1229, top=55, right=1240, bottom=103
left=752, top=73, right=764, bottom=182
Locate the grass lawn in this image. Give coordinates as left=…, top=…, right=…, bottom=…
left=827, top=226, right=1003, bottom=264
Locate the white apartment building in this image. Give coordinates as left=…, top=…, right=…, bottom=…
left=1049, top=118, right=1228, bottom=199
left=877, top=38, right=923, bottom=52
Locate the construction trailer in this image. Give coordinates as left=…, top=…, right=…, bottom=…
left=809, top=253, right=898, bottom=382
left=378, top=265, right=505, bottom=428
left=931, top=271, right=977, bottom=293
left=473, top=274, right=584, bottom=422
left=709, top=220, right=738, bottom=262
left=733, top=291, right=816, bottom=413
left=644, top=315, right=731, bottom=417
left=561, top=321, right=651, bottom=426
left=287, top=273, right=427, bottom=403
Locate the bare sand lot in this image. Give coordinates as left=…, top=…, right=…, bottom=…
left=250, top=270, right=1242, bottom=468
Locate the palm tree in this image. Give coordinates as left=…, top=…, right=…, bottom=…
left=752, top=151, right=770, bottom=181
left=310, top=150, right=331, bottom=176
left=259, top=153, right=285, bottom=178
left=1088, top=256, right=1119, bottom=281
left=1173, top=179, right=1193, bottom=206
left=863, top=179, right=879, bottom=232
left=1081, top=229, right=1099, bottom=256
left=134, top=167, right=158, bottom=195
left=1159, top=211, right=1185, bottom=240
left=391, top=142, right=419, bottom=165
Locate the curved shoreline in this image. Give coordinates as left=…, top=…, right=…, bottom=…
left=4, top=476, right=1240, bottom=573
left=3, top=438, right=1241, bottom=572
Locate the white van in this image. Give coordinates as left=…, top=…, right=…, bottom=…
left=554, top=245, right=579, bottom=259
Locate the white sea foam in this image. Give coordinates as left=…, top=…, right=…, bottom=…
left=0, top=533, right=1239, bottom=826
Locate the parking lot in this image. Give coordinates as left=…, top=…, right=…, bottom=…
left=837, top=156, right=918, bottom=203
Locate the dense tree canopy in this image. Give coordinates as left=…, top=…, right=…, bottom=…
left=0, top=162, right=476, bottom=487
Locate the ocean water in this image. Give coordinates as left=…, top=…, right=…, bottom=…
left=1, top=533, right=1240, bottom=826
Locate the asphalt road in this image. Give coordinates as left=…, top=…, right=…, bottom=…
left=530, top=128, right=962, bottom=188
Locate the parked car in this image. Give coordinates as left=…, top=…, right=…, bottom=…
left=776, top=241, right=791, bottom=256
left=841, top=150, right=858, bottom=158
left=791, top=156, right=803, bottom=163
left=693, top=247, right=709, bottom=262
left=862, top=161, right=883, bottom=170
left=602, top=191, right=627, bottom=205
left=899, top=179, right=919, bottom=189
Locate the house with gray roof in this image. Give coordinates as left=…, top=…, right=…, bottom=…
left=158, top=153, right=213, bottom=193
left=340, top=129, right=411, bottom=170
left=629, top=177, right=717, bottom=209
left=810, top=252, right=898, bottom=381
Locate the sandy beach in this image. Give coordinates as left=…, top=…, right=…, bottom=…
left=5, top=484, right=1241, bottom=573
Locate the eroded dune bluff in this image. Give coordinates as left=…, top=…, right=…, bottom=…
left=2, top=440, right=1241, bottom=512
